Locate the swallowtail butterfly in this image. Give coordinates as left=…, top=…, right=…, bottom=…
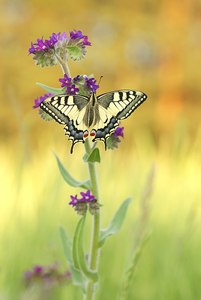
left=40, top=90, right=147, bottom=153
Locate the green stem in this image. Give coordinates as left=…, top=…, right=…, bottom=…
left=84, top=139, right=101, bottom=300
left=55, top=53, right=71, bottom=77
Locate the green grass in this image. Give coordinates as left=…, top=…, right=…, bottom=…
left=1, top=127, right=201, bottom=300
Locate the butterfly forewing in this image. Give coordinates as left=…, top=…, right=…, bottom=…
left=40, top=94, right=90, bottom=152
left=40, top=94, right=89, bottom=121
left=97, top=90, right=147, bottom=119
left=92, top=90, right=147, bottom=145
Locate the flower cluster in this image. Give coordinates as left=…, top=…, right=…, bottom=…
left=29, top=32, right=67, bottom=54
left=113, top=126, right=124, bottom=138
left=33, top=93, right=54, bottom=121
left=24, top=263, right=71, bottom=288
left=69, top=190, right=100, bottom=215
left=29, top=30, right=91, bottom=67
left=85, top=77, right=99, bottom=93
left=69, top=30, right=91, bottom=46
left=59, top=74, right=79, bottom=95
left=106, top=126, right=124, bottom=150
left=33, top=93, right=53, bottom=109
left=59, top=74, right=99, bottom=96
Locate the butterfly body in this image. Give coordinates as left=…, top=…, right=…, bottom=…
left=40, top=90, right=147, bottom=153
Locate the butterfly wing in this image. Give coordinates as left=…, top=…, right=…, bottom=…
left=40, top=94, right=89, bottom=153
left=39, top=90, right=147, bottom=153
left=93, top=90, right=147, bottom=146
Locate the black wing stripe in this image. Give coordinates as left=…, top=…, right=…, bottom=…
left=117, top=94, right=147, bottom=120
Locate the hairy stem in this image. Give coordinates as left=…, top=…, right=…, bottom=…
left=55, top=53, right=71, bottom=77
left=84, top=139, right=101, bottom=300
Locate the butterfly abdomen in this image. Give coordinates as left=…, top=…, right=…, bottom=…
left=84, top=106, right=94, bottom=127
left=83, top=94, right=100, bottom=128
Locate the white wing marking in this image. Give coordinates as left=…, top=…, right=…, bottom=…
left=113, top=93, right=120, bottom=101
left=58, top=104, right=64, bottom=110
left=60, top=97, right=66, bottom=105
left=63, top=106, right=73, bottom=115
left=114, top=102, right=124, bottom=110
left=61, top=106, right=68, bottom=114
left=67, top=106, right=79, bottom=118
left=66, top=96, right=75, bottom=105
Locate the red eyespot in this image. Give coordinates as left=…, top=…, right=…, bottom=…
left=83, top=131, right=89, bottom=138
left=90, top=130, right=96, bottom=137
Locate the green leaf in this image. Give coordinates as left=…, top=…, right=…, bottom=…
left=59, top=226, right=86, bottom=290
left=98, top=198, right=132, bottom=247
left=54, top=154, right=91, bottom=189
left=73, top=217, right=98, bottom=282
left=67, top=45, right=86, bottom=61
left=36, top=82, right=63, bottom=94
left=70, top=265, right=86, bottom=290
left=72, top=218, right=83, bottom=270
left=83, top=148, right=101, bottom=163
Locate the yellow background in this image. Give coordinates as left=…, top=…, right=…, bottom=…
left=0, top=0, right=201, bottom=299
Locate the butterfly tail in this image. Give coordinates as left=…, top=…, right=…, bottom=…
left=64, top=125, right=87, bottom=154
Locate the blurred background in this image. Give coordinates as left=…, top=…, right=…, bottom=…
left=0, top=0, right=201, bottom=299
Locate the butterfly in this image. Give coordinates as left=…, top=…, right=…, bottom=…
left=40, top=90, right=147, bottom=153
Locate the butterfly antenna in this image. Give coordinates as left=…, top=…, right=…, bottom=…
left=98, top=76, right=103, bottom=86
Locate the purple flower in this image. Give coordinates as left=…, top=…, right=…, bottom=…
left=69, top=190, right=95, bottom=206
left=70, top=30, right=91, bottom=46
left=59, top=74, right=72, bottom=88
left=106, top=126, right=124, bottom=150
left=66, top=85, right=79, bottom=95
left=80, top=190, right=95, bottom=203
left=29, top=30, right=90, bottom=66
left=69, top=190, right=99, bottom=215
left=24, top=263, right=71, bottom=287
left=49, top=32, right=67, bottom=44
left=84, top=77, right=99, bottom=93
left=113, top=126, right=124, bottom=138
left=33, top=93, right=53, bottom=109
left=29, top=43, right=36, bottom=54
left=70, top=30, right=84, bottom=40
left=59, top=74, right=79, bottom=95
left=83, top=36, right=91, bottom=46
left=34, top=265, right=43, bottom=274
left=72, top=75, right=99, bottom=94
left=69, top=195, right=79, bottom=207
left=28, top=38, right=53, bottom=54
left=73, top=75, right=99, bottom=95
left=29, top=32, right=67, bottom=55
left=69, top=30, right=91, bottom=46
left=67, top=30, right=91, bottom=60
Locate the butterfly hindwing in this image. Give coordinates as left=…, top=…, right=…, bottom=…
left=40, top=94, right=89, bottom=153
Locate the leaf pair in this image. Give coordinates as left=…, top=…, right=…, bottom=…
left=72, top=217, right=98, bottom=282
left=99, top=198, right=132, bottom=247
left=60, top=217, right=98, bottom=291
left=60, top=198, right=132, bottom=290
left=59, top=227, right=85, bottom=289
